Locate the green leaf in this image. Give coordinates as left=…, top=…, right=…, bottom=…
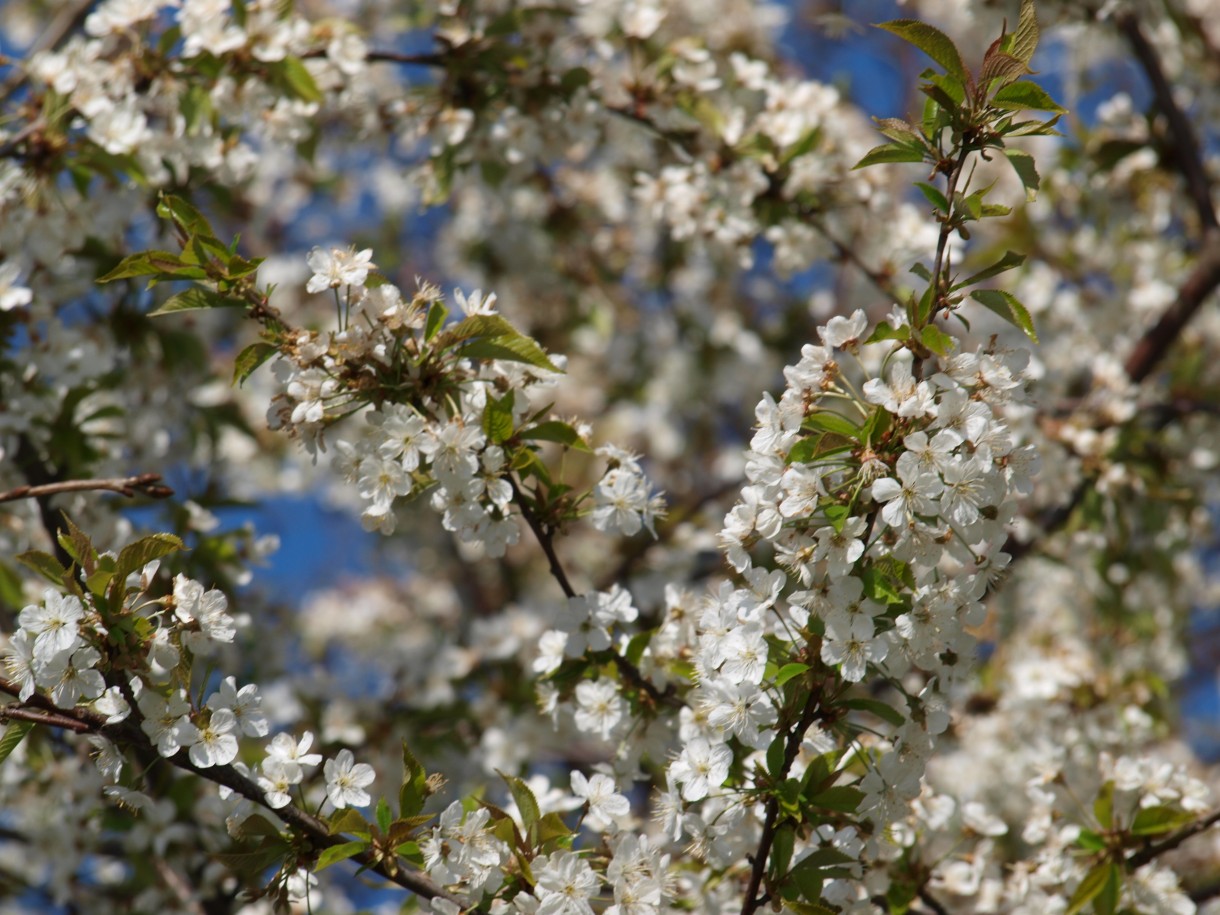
left=235, top=813, right=286, bottom=841
left=860, top=407, right=891, bottom=447
left=773, top=663, right=810, bottom=688
left=860, top=565, right=903, bottom=605
left=1075, top=829, right=1107, bottom=852
left=920, top=323, right=956, bottom=356
left=0, top=562, right=23, bottom=608
left=97, top=251, right=189, bottom=283
left=114, top=533, right=185, bottom=588
left=1093, top=780, right=1115, bottom=831
left=148, top=286, right=246, bottom=316
left=878, top=20, right=969, bottom=84
left=991, top=80, right=1065, bottom=113
left=872, top=117, right=925, bottom=146
left=838, top=697, right=907, bottom=728
left=157, top=194, right=214, bottom=237
left=16, top=550, right=71, bottom=588
left=853, top=143, right=926, bottom=170
left=1066, top=860, right=1120, bottom=915
left=424, top=299, right=448, bottom=342
left=0, top=722, right=34, bottom=766
left=278, top=56, right=324, bottom=104
left=785, top=436, right=821, bottom=466
left=519, top=420, right=591, bottom=451
left=800, top=752, right=838, bottom=795
left=483, top=391, right=516, bottom=444
left=807, top=785, right=864, bottom=813
left=767, top=735, right=786, bottom=778
left=1095, top=860, right=1120, bottom=915
left=85, top=567, right=114, bottom=598
left=865, top=320, right=910, bottom=344
left=916, top=283, right=936, bottom=325
left=376, top=797, right=392, bottom=835
left=212, top=845, right=289, bottom=878
left=315, top=840, right=367, bottom=872
left=328, top=807, right=370, bottom=837
left=457, top=334, right=560, bottom=373
left=400, top=741, right=428, bottom=818
left=1130, top=805, right=1196, bottom=836
left=954, top=250, right=1026, bottom=290
left=1004, top=148, right=1041, bottom=201
left=970, top=288, right=1038, bottom=342
left=501, top=772, right=541, bottom=834
left=233, top=341, right=279, bottom=386
left=802, top=411, right=861, bottom=440
left=442, top=313, right=520, bottom=344
left=914, top=182, right=949, bottom=213
left=536, top=811, right=575, bottom=845
left=769, top=823, right=795, bottom=880
left=780, top=127, right=823, bottom=166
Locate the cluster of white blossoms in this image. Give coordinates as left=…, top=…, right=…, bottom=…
left=6, top=557, right=377, bottom=824
left=266, top=247, right=663, bottom=553
left=651, top=308, right=1039, bottom=864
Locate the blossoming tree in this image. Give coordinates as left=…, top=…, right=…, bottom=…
left=1, top=1, right=1219, bottom=913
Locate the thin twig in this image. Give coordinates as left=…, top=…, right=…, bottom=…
left=0, top=473, right=173, bottom=505
left=509, top=478, right=577, bottom=599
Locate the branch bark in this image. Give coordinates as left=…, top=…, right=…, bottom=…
left=0, top=473, right=173, bottom=504
left=0, top=677, right=468, bottom=907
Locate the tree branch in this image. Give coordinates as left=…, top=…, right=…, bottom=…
left=1115, top=11, right=1218, bottom=232
left=1127, top=806, right=1220, bottom=869
left=0, top=473, right=173, bottom=505
left=0, top=677, right=468, bottom=907
left=741, top=688, right=825, bottom=915
left=510, top=477, right=578, bottom=600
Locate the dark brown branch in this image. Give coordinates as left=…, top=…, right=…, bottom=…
left=0, top=703, right=92, bottom=733
left=510, top=478, right=578, bottom=600
left=1127, top=806, right=1220, bottom=869
left=1124, top=231, right=1220, bottom=383
left=304, top=48, right=448, bottom=68
left=741, top=689, right=825, bottom=915
left=0, top=473, right=173, bottom=505
left=363, top=49, right=449, bottom=68
left=1006, top=9, right=1220, bottom=560
left=916, top=888, right=950, bottom=915
left=0, top=677, right=466, bottom=906
left=1115, top=11, right=1218, bottom=231
left=510, top=479, right=679, bottom=709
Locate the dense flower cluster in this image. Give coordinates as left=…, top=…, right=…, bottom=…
left=267, top=252, right=663, bottom=552
left=1, top=1, right=1219, bottom=913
